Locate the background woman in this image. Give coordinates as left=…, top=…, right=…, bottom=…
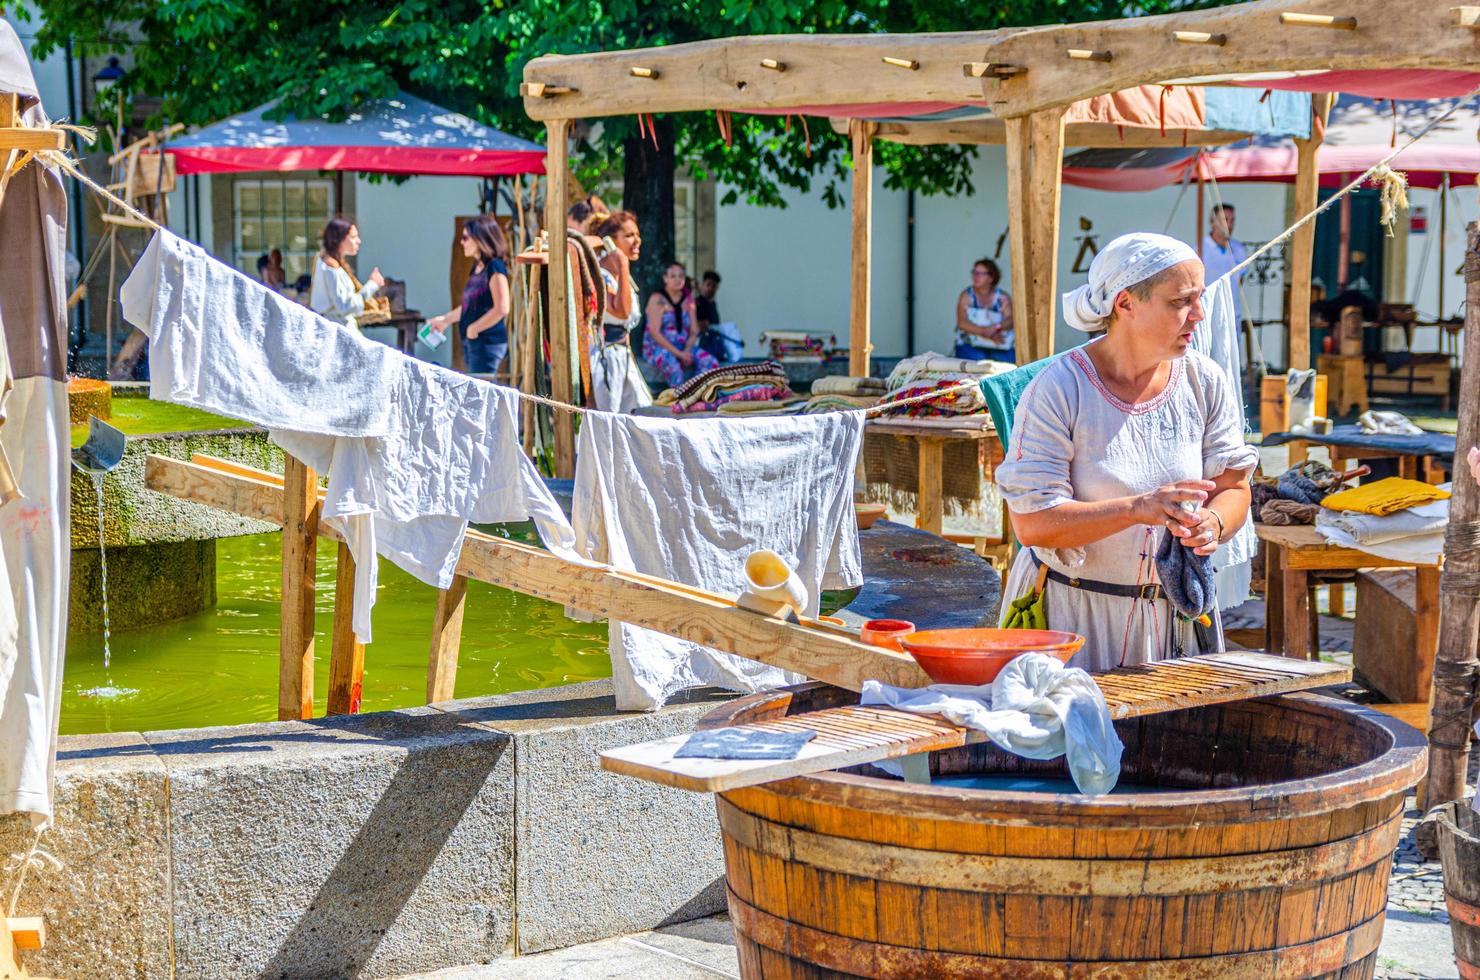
left=589, top=210, right=653, bottom=411
left=427, top=215, right=511, bottom=374
left=643, top=261, right=717, bottom=388
left=310, top=217, right=384, bottom=330
left=995, top=234, right=1256, bottom=670
left=954, top=258, right=1014, bottom=362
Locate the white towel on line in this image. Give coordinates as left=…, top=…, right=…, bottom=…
left=572, top=410, right=863, bottom=711
left=860, top=653, right=1124, bottom=796
left=121, top=229, right=582, bottom=642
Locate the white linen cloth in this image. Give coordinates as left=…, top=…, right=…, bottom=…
left=1316, top=495, right=1449, bottom=565
left=996, top=344, right=1258, bottom=670
left=122, top=229, right=580, bottom=642
left=1358, top=410, right=1423, bottom=436
left=592, top=269, right=653, bottom=412
left=1200, top=234, right=1248, bottom=320
left=310, top=255, right=380, bottom=330
left=1192, top=275, right=1257, bottom=610
left=572, top=410, right=863, bottom=710
left=1062, top=233, right=1200, bottom=331
left=860, top=653, right=1124, bottom=796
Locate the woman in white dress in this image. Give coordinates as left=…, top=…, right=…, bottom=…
left=995, top=234, right=1258, bottom=671
left=310, top=217, right=384, bottom=330
left=588, top=210, right=654, bottom=412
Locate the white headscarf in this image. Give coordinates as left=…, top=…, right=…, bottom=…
left=1062, top=233, right=1201, bottom=331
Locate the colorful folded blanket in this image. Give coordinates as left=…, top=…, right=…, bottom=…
left=874, top=377, right=988, bottom=418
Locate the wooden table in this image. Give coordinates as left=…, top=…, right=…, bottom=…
left=1256, top=523, right=1440, bottom=661
left=864, top=416, right=1003, bottom=535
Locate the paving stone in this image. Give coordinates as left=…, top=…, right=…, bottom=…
left=146, top=707, right=515, bottom=979
left=0, top=732, right=171, bottom=980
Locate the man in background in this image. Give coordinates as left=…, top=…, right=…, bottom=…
left=1201, top=203, right=1248, bottom=321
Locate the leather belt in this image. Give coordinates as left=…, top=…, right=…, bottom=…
left=1028, top=550, right=1165, bottom=603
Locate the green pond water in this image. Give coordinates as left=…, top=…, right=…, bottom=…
left=71, top=397, right=245, bottom=447
left=62, top=532, right=612, bottom=735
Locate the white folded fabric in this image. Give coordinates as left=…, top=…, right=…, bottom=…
left=860, top=653, right=1123, bottom=796
left=1317, top=497, right=1449, bottom=546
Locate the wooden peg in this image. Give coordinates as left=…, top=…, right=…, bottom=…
left=1279, top=12, right=1357, bottom=29
left=1454, top=6, right=1480, bottom=27
left=882, top=56, right=920, bottom=70
left=760, top=58, right=786, bottom=71
left=629, top=66, right=659, bottom=79
left=1173, top=30, right=1228, bottom=45
left=520, top=82, right=577, bottom=99
left=963, top=62, right=1026, bottom=78
left=1067, top=48, right=1114, bottom=62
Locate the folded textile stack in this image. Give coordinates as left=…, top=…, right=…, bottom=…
left=803, top=393, right=878, bottom=414
left=760, top=330, right=830, bottom=362
left=811, top=375, right=887, bottom=397
left=668, top=361, right=792, bottom=414
left=874, top=376, right=988, bottom=418
left=1316, top=481, right=1451, bottom=563
left=717, top=398, right=805, bottom=416
left=886, top=351, right=1014, bottom=391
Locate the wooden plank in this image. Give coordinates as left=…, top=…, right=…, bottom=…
left=0, top=126, right=66, bottom=152
left=1289, top=92, right=1334, bottom=372
left=144, top=453, right=933, bottom=691
left=326, top=541, right=365, bottom=716
left=1281, top=548, right=1312, bottom=660
left=278, top=454, right=318, bottom=720
left=521, top=32, right=1020, bottom=120
left=865, top=416, right=996, bottom=440
left=600, top=653, right=1351, bottom=792
left=427, top=574, right=469, bottom=703
left=545, top=118, right=576, bottom=479
left=916, top=437, right=944, bottom=535
left=1004, top=108, right=1064, bottom=364
left=853, top=116, right=1248, bottom=149
left=849, top=120, right=875, bottom=378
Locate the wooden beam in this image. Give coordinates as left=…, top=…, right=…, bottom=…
left=279, top=454, right=318, bottom=720
left=1004, top=108, right=1065, bottom=365
left=145, top=454, right=933, bottom=691
left=847, top=116, right=1248, bottom=149
left=849, top=120, right=876, bottom=375
left=427, top=574, right=469, bottom=703
left=1288, top=92, right=1335, bottom=372
left=522, top=32, right=1026, bottom=120
left=326, top=541, right=365, bottom=716
left=981, top=0, right=1473, bottom=118
left=544, top=119, right=576, bottom=479
left=0, top=127, right=65, bottom=152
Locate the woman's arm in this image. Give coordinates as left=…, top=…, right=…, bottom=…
left=645, top=295, right=683, bottom=356
left=995, top=293, right=1014, bottom=338
left=428, top=305, right=463, bottom=333
left=465, top=273, right=510, bottom=339
left=602, top=253, right=634, bottom=320
left=1009, top=480, right=1217, bottom=551
left=955, top=292, right=984, bottom=336
left=1168, top=466, right=1253, bottom=556
left=321, top=264, right=367, bottom=317
left=683, top=296, right=701, bottom=351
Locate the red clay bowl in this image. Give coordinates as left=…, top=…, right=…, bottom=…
left=860, top=618, right=916, bottom=652
left=899, top=628, right=1086, bottom=686
left=855, top=502, right=888, bottom=530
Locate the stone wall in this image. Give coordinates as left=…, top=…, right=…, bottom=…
left=0, top=680, right=732, bottom=979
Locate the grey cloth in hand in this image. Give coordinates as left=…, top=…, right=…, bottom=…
left=1155, top=528, right=1218, bottom=619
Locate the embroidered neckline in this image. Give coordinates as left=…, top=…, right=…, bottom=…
left=1069, top=347, right=1183, bottom=416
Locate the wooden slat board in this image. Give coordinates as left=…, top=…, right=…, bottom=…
left=600, top=653, right=1351, bottom=792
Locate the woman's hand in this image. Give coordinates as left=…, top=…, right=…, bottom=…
left=1136, top=480, right=1215, bottom=529
left=676, top=349, right=694, bottom=367
left=427, top=314, right=449, bottom=334
left=465, top=323, right=482, bottom=340
left=1167, top=507, right=1224, bottom=556
left=369, top=267, right=386, bottom=288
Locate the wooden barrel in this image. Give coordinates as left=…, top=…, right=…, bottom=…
left=1437, top=799, right=1480, bottom=979
left=704, top=687, right=1426, bottom=979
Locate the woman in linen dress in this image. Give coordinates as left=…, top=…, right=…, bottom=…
left=995, top=233, right=1257, bottom=671
left=588, top=210, right=654, bottom=412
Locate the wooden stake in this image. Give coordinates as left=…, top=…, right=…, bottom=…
left=1279, top=12, right=1358, bottom=29
left=1288, top=92, right=1334, bottom=372
left=544, top=119, right=576, bottom=478
left=279, top=454, right=318, bottom=720
left=427, top=574, right=469, bottom=703
left=326, top=541, right=365, bottom=716
left=1424, top=221, right=1480, bottom=808
left=1003, top=108, right=1066, bottom=364
left=849, top=120, right=876, bottom=377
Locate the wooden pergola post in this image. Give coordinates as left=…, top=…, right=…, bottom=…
left=1425, top=221, right=1480, bottom=808
left=544, top=118, right=576, bottom=478
left=279, top=454, right=318, bottom=720
left=1287, top=92, right=1334, bottom=372
left=1003, top=108, right=1066, bottom=365
left=326, top=541, right=365, bottom=715
left=849, top=120, right=876, bottom=377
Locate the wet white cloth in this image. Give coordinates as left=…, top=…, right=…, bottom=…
left=996, top=344, right=1258, bottom=670
left=572, top=410, right=863, bottom=711
left=860, top=653, right=1123, bottom=796
left=1358, top=410, right=1423, bottom=436
left=310, top=255, right=380, bottom=330
left=1192, top=275, right=1257, bottom=610
left=122, top=229, right=580, bottom=642
left=1063, top=233, right=1200, bottom=331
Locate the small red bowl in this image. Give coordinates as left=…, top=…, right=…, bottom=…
left=860, top=618, right=915, bottom=652
left=855, top=502, right=888, bottom=530
left=899, top=628, right=1086, bottom=685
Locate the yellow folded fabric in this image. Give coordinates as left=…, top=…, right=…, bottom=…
left=1320, top=478, right=1450, bottom=517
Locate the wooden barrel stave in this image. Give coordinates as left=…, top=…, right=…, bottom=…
left=708, top=693, right=1425, bottom=978
left=1437, top=801, right=1480, bottom=978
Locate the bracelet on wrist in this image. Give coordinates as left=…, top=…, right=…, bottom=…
left=1207, top=509, right=1226, bottom=543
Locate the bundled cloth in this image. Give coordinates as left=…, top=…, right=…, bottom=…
left=121, top=229, right=582, bottom=642
left=1358, top=410, right=1423, bottom=436
left=1276, top=460, right=1349, bottom=506
left=668, top=361, right=790, bottom=413
left=1321, top=477, right=1449, bottom=517
left=803, top=393, right=878, bottom=414
left=887, top=351, right=1012, bottom=391
left=1155, top=527, right=1217, bottom=619
left=860, top=654, right=1124, bottom=796
left=811, top=375, right=886, bottom=397
left=874, top=377, right=988, bottom=418
left=1261, top=499, right=1321, bottom=526
left=1317, top=495, right=1449, bottom=564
